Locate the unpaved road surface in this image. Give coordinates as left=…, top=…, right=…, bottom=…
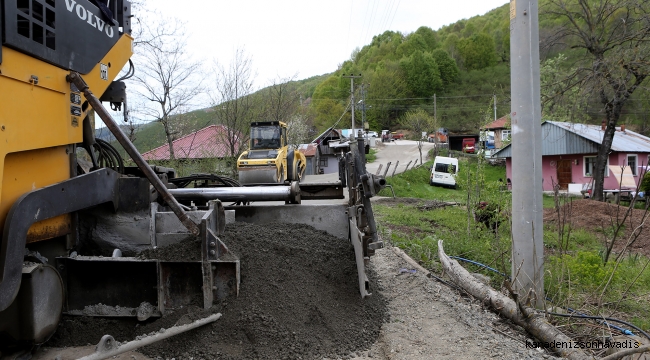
left=343, top=247, right=553, bottom=360
left=33, top=245, right=554, bottom=360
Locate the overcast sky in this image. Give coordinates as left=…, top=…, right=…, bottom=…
left=148, top=0, right=508, bottom=89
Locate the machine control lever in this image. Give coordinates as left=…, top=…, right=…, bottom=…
left=66, top=72, right=200, bottom=236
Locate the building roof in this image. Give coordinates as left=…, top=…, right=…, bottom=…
left=482, top=116, right=509, bottom=130
left=142, top=125, right=240, bottom=161
left=495, top=121, right=650, bottom=158
left=311, top=127, right=342, bottom=144
left=297, top=143, right=318, bottom=157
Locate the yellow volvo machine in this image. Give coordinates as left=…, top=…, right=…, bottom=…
left=237, top=121, right=306, bottom=184
left=0, top=0, right=387, bottom=353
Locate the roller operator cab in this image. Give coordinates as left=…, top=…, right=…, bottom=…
left=0, top=0, right=133, bottom=348
left=430, top=156, right=458, bottom=189
left=237, top=121, right=306, bottom=185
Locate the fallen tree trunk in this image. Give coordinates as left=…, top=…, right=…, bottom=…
left=437, top=240, right=590, bottom=360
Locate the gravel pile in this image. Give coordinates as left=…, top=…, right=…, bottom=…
left=50, top=222, right=387, bottom=359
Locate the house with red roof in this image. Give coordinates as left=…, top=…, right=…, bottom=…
left=481, top=116, right=510, bottom=149
left=141, top=125, right=241, bottom=161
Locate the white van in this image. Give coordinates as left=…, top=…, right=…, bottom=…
left=430, top=156, right=459, bottom=189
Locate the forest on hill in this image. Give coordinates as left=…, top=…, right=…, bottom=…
left=103, top=0, right=650, bottom=155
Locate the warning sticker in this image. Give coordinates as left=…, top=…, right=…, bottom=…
left=510, top=0, right=516, bottom=19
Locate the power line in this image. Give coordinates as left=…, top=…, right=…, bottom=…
left=387, top=0, right=402, bottom=30
left=365, top=0, right=380, bottom=44
left=346, top=0, right=354, bottom=53
left=378, top=0, right=396, bottom=32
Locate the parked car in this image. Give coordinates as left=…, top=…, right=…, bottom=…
left=430, top=156, right=459, bottom=188
left=462, top=138, right=476, bottom=153
left=392, top=133, right=405, bottom=140
left=365, top=131, right=378, bottom=137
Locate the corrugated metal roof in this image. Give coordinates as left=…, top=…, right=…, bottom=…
left=495, top=121, right=650, bottom=158
left=141, top=125, right=241, bottom=160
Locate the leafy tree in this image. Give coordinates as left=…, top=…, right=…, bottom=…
left=311, top=75, right=349, bottom=129
left=443, top=33, right=461, bottom=62
left=540, top=53, right=589, bottom=123
left=414, top=26, right=438, bottom=50
left=544, top=0, right=650, bottom=201
left=431, top=49, right=460, bottom=88
left=399, top=51, right=442, bottom=98
left=457, top=33, right=497, bottom=70
left=401, top=108, right=436, bottom=164
left=396, top=33, right=429, bottom=58
left=366, top=61, right=408, bottom=130
left=286, top=113, right=311, bottom=148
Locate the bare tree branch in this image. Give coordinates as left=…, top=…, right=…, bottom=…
left=131, top=17, right=204, bottom=160
left=542, top=0, right=650, bottom=201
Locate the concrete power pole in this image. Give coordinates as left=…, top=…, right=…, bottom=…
left=510, top=0, right=544, bottom=308
left=343, top=74, right=362, bottom=138
left=493, top=94, right=497, bottom=121
left=361, top=84, right=367, bottom=133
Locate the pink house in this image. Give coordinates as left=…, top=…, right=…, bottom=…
left=494, top=121, right=650, bottom=191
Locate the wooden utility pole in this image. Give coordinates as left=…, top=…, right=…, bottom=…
left=343, top=74, right=362, bottom=138
left=510, top=0, right=544, bottom=308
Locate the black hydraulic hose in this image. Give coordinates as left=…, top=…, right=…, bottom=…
left=97, top=139, right=124, bottom=173
left=115, top=59, right=135, bottom=82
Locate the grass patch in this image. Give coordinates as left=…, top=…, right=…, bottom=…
left=377, top=156, right=506, bottom=202
left=366, top=148, right=377, bottom=163
left=374, top=162, right=650, bottom=334
left=375, top=202, right=512, bottom=281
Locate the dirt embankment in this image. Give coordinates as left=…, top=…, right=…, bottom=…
left=544, top=199, right=650, bottom=256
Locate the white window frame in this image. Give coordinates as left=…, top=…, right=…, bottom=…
left=583, top=156, right=609, bottom=177
left=627, top=154, right=638, bottom=176
left=501, top=130, right=511, bottom=141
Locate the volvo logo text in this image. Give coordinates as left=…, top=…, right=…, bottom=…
left=65, top=0, right=114, bottom=38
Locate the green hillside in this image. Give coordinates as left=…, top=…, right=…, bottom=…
left=111, top=1, right=650, bottom=155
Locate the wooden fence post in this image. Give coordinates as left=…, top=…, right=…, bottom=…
left=404, top=160, right=413, bottom=172
left=375, top=164, right=383, bottom=175
left=383, top=162, right=392, bottom=177
left=391, top=160, right=400, bottom=177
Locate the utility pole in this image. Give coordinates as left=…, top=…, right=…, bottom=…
left=434, top=94, right=438, bottom=156
left=493, top=94, right=497, bottom=121
left=510, top=0, right=544, bottom=308
left=361, top=83, right=368, bottom=138
left=343, top=74, right=362, bottom=138
left=434, top=94, right=437, bottom=123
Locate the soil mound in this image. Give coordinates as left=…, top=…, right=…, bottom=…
left=49, top=222, right=387, bottom=359
left=543, top=199, right=650, bottom=256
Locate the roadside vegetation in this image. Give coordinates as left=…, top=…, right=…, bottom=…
left=374, top=154, right=650, bottom=342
